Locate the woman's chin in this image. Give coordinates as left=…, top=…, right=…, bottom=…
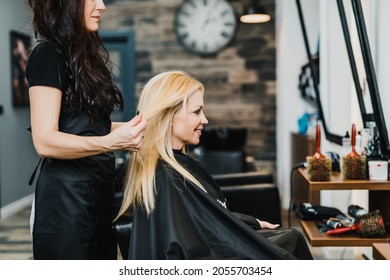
left=191, top=139, right=200, bottom=146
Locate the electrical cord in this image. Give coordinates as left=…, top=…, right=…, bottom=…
left=288, top=161, right=307, bottom=228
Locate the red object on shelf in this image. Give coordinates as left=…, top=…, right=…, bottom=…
left=326, top=210, right=385, bottom=237
left=347, top=123, right=360, bottom=158
left=312, top=124, right=325, bottom=159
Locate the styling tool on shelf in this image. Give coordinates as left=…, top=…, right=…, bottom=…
left=336, top=214, right=354, bottom=227
left=326, top=210, right=386, bottom=237
left=296, top=203, right=344, bottom=220
left=348, top=204, right=368, bottom=218
left=326, top=217, right=342, bottom=229
left=306, top=124, right=332, bottom=181
left=342, top=123, right=367, bottom=179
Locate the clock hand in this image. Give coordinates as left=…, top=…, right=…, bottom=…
left=202, top=0, right=221, bottom=29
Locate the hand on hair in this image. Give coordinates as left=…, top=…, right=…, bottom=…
left=108, top=113, right=147, bottom=152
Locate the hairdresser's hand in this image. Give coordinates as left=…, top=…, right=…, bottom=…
left=258, top=220, right=280, bottom=229
left=107, top=113, right=147, bottom=152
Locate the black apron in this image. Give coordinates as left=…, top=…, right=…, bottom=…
left=32, top=106, right=117, bottom=260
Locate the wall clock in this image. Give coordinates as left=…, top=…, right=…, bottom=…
left=174, top=0, right=238, bottom=57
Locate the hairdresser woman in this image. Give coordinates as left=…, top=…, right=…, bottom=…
left=26, top=0, right=146, bottom=259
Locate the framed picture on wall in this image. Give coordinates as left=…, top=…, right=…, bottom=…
left=10, top=30, right=31, bottom=107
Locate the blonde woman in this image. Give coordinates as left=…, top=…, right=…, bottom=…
left=118, top=71, right=312, bottom=260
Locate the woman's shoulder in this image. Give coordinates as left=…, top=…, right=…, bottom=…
left=28, top=40, right=62, bottom=69
left=30, top=40, right=58, bottom=56
left=26, top=40, right=65, bottom=88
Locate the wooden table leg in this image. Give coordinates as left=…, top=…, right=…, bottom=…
left=372, top=243, right=390, bottom=260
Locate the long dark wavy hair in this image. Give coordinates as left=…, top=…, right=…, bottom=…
left=27, top=0, right=123, bottom=120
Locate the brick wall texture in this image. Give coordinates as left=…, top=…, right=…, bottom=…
left=101, top=0, right=276, bottom=169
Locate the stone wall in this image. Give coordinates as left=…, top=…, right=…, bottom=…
left=101, top=0, right=276, bottom=170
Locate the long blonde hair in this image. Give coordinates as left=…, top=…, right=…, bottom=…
left=117, top=71, right=206, bottom=217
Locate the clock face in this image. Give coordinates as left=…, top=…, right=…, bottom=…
left=175, top=0, right=238, bottom=56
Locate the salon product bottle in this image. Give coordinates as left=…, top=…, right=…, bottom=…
left=355, top=131, right=362, bottom=155
left=342, top=131, right=351, bottom=156
left=348, top=205, right=368, bottom=218
left=360, top=128, right=371, bottom=155
left=368, top=136, right=383, bottom=160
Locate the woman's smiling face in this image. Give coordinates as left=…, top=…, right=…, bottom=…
left=171, top=90, right=208, bottom=150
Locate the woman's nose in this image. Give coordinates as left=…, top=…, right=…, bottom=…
left=202, top=114, right=209, bottom=125
left=97, top=0, right=106, bottom=11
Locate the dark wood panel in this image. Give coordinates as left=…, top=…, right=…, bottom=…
left=291, top=132, right=319, bottom=207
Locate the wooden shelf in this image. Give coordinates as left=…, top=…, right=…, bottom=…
left=298, top=168, right=390, bottom=191
left=297, top=168, right=390, bottom=248
left=291, top=133, right=319, bottom=206
left=301, top=220, right=390, bottom=247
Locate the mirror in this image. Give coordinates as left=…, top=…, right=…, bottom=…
left=296, top=0, right=390, bottom=158
left=296, top=0, right=344, bottom=145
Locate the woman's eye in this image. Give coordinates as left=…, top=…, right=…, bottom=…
left=194, top=110, right=201, bottom=115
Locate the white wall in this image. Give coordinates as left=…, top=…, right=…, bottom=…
left=0, top=0, right=37, bottom=217
left=375, top=0, right=390, bottom=139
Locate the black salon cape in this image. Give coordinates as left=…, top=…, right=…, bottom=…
left=128, top=150, right=296, bottom=260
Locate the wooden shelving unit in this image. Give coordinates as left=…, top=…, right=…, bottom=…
left=297, top=168, right=390, bottom=247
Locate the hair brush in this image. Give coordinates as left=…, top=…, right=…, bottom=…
left=326, top=210, right=386, bottom=237
left=312, top=124, right=325, bottom=159
left=342, top=123, right=367, bottom=179
left=306, top=124, right=331, bottom=181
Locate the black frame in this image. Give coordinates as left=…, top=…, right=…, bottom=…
left=336, top=0, right=370, bottom=125
left=337, top=0, right=390, bottom=157
left=10, top=30, right=31, bottom=108
left=349, top=0, right=390, bottom=158
left=296, top=0, right=343, bottom=145
left=10, top=30, right=31, bottom=107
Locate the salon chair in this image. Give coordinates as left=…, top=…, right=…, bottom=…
left=190, top=127, right=256, bottom=174
left=221, top=183, right=282, bottom=225
left=190, top=127, right=282, bottom=226
left=192, top=148, right=252, bottom=174
left=114, top=213, right=132, bottom=259
left=214, top=172, right=282, bottom=225
left=212, top=171, right=274, bottom=186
